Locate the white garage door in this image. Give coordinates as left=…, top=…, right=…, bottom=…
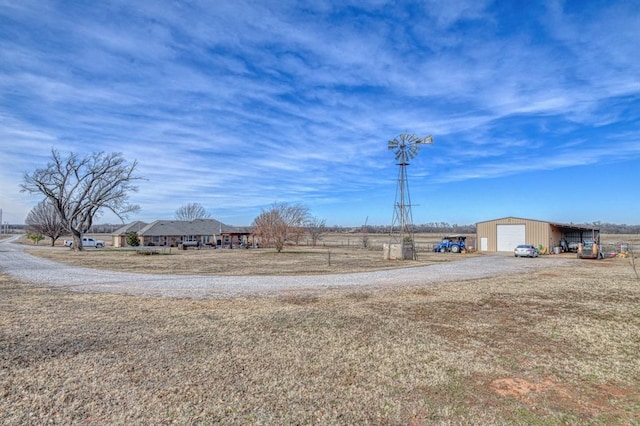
left=497, top=224, right=525, bottom=252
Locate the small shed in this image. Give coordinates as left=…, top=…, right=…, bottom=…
left=476, top=216, right=599, bottom=253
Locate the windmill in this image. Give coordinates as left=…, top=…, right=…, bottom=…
left=387, top=132, right=433, bottom=260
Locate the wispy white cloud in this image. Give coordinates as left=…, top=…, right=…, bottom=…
left=0, top=0, right=638, bottom=225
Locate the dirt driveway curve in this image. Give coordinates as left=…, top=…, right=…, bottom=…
left=0, top=237, right=575, bottom=298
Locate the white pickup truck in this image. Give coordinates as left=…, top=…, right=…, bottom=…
left=63, top=237, right=105, bottom=248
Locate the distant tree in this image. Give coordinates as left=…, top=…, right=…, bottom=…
left=252, top=203, right=309, bottom=252
left=175, top=203, right=210, bottom=221
left=21, top=149, right=141, bottom=251
left=360, top=216, right=371, bottom=248
left=589, top=223, right=640, bottom=234
left=306, top=216, right=326, bottom=247
left=126, top=231, right=140, bottom=247
left=27, top=233, right=45, bottom=245
left=361, top=233, right=370, bottom=248
left=24, top=200, right=66, bottom=246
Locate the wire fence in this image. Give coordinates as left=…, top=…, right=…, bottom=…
left=303, top=234, right=639, bottom=255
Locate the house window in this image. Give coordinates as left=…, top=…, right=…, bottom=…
left=202, top=236, right=211, bottom=244
left=152, top=236, right=160, bottom=243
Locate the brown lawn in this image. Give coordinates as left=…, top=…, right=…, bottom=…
left=1, top=245, right=639, bottom=424
left=26, top=245, right=477, bottom=276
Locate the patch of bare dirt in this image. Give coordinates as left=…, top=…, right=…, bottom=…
left=487, top=370, right=640, bottom=419
left=490, top=377, right=555, bottom=402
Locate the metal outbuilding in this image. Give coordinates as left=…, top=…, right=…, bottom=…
left=476, top=216, right=600, bottom=253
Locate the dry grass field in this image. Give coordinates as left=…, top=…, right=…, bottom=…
left=20, top=232, right=639, bottom=275
left=25, top=245, right=473, bottom=276
left=2, top=233, right=639, bottom=424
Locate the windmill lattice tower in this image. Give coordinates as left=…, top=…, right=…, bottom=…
left=388, top=132, right=433, bottom=260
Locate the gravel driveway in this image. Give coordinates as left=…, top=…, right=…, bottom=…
left=0, top=237, right=575, bottom=298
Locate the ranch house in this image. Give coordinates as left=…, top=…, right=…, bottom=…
left=112, top=219, right=252, bottom=248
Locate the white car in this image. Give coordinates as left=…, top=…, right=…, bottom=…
left=63, top=237, right=105, bottom=248
left=514, top=244, right=538, bottom=257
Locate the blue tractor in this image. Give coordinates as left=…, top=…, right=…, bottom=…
left=434, top=235, right=467, bottom=253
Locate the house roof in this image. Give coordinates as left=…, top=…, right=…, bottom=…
left=476, top=216, right=549, bottom=225
left=112, top=221, right=148, bottom=235
left=475, top=216, right=599, bottom=231
left=134, top=219, right=250, bottom=236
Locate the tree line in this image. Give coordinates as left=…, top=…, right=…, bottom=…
left=573, top=222, right=640, bottom=234
left=329, top=223, right=477, bottom=234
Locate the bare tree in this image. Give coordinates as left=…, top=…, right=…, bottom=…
left=25, top=200, right=66, bottom=246
left=21, top=149, right=141, bottom=251
left=361, top=216, right=370, bottom=248
left=175, top=203, right=210, bottom=221
left=252, top=203, right=309, bottom=252
left=252, top=208, right=284, bottom=251
left=280, top=203, right=310, bottom=247
left=306, top=216, right=326, bottom=247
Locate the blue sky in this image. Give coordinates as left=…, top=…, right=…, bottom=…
left=1, top=0, right=639, bottom=227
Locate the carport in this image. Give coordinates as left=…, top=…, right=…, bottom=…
left=549, top=222, right=600, bottom=252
